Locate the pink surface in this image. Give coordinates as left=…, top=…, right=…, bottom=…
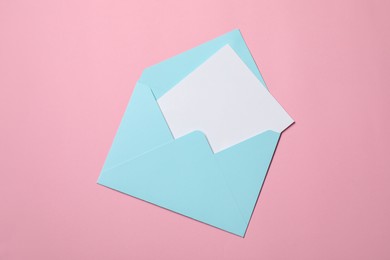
left=1, top=0, right=389, bottom=259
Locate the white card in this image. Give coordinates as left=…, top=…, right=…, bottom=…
left=157, top=45, right=294, bottom=153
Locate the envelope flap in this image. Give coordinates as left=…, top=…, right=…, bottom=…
left=139, top=29, right=266, bottom=99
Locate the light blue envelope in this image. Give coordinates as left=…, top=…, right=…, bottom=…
left=98, top=29, right=281, bottom=237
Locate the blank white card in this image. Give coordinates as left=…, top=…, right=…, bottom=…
left=157, top=45, right=294, bottom=153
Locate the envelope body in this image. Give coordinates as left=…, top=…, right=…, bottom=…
left=98, top=30, right=281, bottom=237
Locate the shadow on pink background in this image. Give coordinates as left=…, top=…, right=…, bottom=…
left=1, top=0, right=389, bottom=259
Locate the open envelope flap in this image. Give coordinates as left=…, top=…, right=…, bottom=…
left=99, top=131, right=248, bottom=236
left=139, top=29, right=267, bottom=99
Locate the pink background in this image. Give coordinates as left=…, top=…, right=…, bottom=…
left=1, top=0, right=389, bottom=259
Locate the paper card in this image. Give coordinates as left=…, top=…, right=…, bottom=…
left=157, top=45, right=294, bottom=153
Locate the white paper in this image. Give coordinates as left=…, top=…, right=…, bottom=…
left=157, top=45, right=294, bottom=153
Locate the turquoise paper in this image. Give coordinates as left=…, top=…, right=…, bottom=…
left=98, top=29, right=280, bottom=237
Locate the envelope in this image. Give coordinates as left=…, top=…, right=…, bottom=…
left=98, top=29, right=293, bottom=237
